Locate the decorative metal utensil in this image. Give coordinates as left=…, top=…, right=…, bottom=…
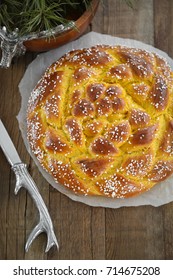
left=0, top=21, right=74, bottom=68
left=0, top=119, right=58, bottom=252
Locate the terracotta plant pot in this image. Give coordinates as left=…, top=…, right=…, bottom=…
left=24, top=0, right=100, bottom=52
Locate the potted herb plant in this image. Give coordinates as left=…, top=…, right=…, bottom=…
left=0, top=0, right=100, bottom=67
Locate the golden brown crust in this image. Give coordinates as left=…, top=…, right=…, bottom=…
left=77, top=158, right=113, bottom=178
left=150, top=75, right=169, bottom=111
left=129, top=109, right=151, bottom=127
left=27, top=45, right=173, bottom=198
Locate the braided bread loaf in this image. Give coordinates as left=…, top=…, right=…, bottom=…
left=27, top=45, right=173, bottom=198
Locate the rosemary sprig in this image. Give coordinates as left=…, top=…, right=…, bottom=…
left=19, top=1, right=69, bottom=35
left=0, top=0, right=137, bottom=36
left=0, top=0, right=92, bottom=35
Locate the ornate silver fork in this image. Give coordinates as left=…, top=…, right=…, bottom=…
left=0, top=119, right=58, bottom=252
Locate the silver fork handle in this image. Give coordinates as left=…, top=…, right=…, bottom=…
left=12, top=162, right=58, bottom=252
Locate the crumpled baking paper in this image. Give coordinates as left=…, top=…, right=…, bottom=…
left=17, top=31, right=173, bottom=208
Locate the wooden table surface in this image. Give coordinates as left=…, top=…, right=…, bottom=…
left=1, top=0, right=173, bottom=260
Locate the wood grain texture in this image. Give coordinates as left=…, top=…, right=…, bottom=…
left=1, top=0, right=173, bottom=260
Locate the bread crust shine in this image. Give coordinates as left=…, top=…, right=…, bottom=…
left=27, top=45, right=173, bottom=198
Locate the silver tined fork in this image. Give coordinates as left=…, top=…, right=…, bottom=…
left=0, top=119, right=58, bottom=252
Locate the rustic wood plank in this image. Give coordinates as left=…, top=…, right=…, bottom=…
left=91, top=207, right=105, bottom=259
left=48, top=191, right=93, bottom=259
left=47, top=188, right=106, bottom=260
left=154, top=0, right=173, bottom=260
left=0, top=53, right=36, bottom=259
left=0, top=64, right=24, bottom=259
left=0, top=154, right=10, bottom=259
left=162, top=204, right=173, bottom=260
left=102, top=0, right=154, bottom=44
left=0, top=65, right=12, bottom=259
left=154, top=0, right=173, bottom=55
left=106, top=206, right=165, bottom=259
left=90, top=0, right=104, bottom=33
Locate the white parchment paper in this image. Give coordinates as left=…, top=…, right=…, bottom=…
left=18, top=31, right=173, bottom=208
